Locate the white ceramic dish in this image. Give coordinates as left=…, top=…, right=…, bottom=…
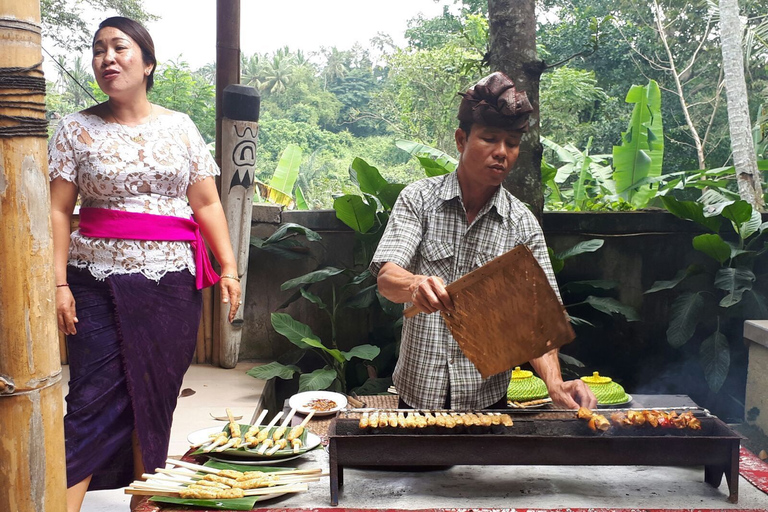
left=187, top=426, right=321, bottom=461
left=289, top=390, right=347, bottom=416
left=207, top=453, right=304, bottom=466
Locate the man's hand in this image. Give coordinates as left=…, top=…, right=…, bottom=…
left=409, top=275, right=454, bottom=315
left=547, top=379, right=597, bottom=409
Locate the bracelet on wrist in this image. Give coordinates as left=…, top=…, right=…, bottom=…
left=221, top=274, right=241, bottom=282
left=56, top=283, right=69, bottom=288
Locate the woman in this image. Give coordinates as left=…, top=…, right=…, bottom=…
left=48, top=17, right=241, bottom=512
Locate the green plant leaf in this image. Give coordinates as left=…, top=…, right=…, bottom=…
left=740, top=208, right=763, bottom=239
left=584, top=296, right=639, bottom=321
left=726, top=241, right=754, bottom=260
left=714, top=267, right=755, bottom=307
left=294, top=185, right=309, bottom=210
left=562, top=280, right=617, bottom=294
left=270, top=312, right=318, bottom=349
left=666, top=292, right=705, bottom=348
left=150, top=496, right=258, bottom=511
left=333, top=194, right=377, bottom=233
left=352, top=377, right=393, bottom=395
left=555, top=239, right=604, bottom=260
left=744, top=290, right=768, bottom=318
left=396, top=139, right=458, bottom=175
left=379, top=183, right=406, bottom=211
left=301, top=337, right=345, bottom=364
left=349, top=269, right=372, bottom=285
left=645, top=265, right=703, bottom=294
left=268, top=144, right=303, bottom=195
left=692, top=234, right=731, bottom=264
left=557, top=352, right=585, bottom=367
left=343, top=284, right=378, bottom=309
left=548, top=247, right=564, bottom=274
left=281, top=267, right=345, bottom=291
left=567, top=315, right=595, bottom=327
left=341, top=344, right=381, bottom=362
left=377, top=291, right=403, bottom=317
left=300, top=288, right=326, bottom=309
left=714, top=200, right=751, bottom=224
left=250, top=236, right=310, bottom=260
left=246, top=361, right=300, bottom=381
left=416, top=156, right=453, bottom=177
left=351, top=157, right=389, bottom=198
left=612, top=80, right=664, bottom=208
left=660, top=196, right=721, bottom=232
left=699, top=330, right=730, bottom=393
left=298, top=368, right=338, bottom=391
left=265, top=222, right=322, bottom=243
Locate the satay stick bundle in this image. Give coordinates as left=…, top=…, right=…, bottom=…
left=125, top=458, right=325, bottom=500
left=193, top=408, right=316, bottom=455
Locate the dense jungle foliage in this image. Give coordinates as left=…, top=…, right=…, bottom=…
left=45, top=0, right=768, bottom=210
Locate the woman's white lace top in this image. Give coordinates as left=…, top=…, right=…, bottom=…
left=48, top=109, right=219, bottom=282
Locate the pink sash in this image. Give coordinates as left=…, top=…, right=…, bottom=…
left=78, top=207, right=220, bottom=289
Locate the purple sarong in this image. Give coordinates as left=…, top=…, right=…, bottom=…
left=64, top=267, right=202, bottom=490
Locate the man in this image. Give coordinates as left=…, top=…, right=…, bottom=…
left=371, top=72, right=596, bottom=411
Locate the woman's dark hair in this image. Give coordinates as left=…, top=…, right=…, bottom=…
left=93, top=16, right=157, bottom=92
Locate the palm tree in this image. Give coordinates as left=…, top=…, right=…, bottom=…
left=57, top=55, right=96, bottom=108
left=240, top=53, right=262, bottom=89
left=195, top=62, right=216, bottom=86
left=321, top=47, right=350, bottom=89
left=261, top=53, right=293, bottom=95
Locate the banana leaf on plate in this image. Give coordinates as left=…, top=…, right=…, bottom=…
left=149, top=460, right=292, bottom=510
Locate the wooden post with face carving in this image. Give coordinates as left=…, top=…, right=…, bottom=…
left=0, top=0, right=67, bottom=510
left=218, top=84, right=260, bottom=368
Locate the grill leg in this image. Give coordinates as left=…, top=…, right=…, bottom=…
left=725, top=443, right=739, bottom=503
left=704, top=464, right=724, bottom=488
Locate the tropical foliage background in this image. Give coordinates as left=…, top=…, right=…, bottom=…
left=44, top=0, right=768, bottom=210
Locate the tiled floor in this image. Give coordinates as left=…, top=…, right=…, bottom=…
left=61, top=361, right=266, bottom=511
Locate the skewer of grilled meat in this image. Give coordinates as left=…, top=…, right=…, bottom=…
left=576, top=407, right=611, bottom=431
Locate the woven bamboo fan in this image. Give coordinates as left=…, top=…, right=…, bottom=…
left=404, top=245, right=574, bottom=379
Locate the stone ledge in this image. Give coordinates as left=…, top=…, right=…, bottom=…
left=744, top=320, right=768, bottom=349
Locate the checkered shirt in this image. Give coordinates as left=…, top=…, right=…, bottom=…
left=371, top=171, right=561, bottom=410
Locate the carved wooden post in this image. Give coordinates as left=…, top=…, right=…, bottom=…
left=0, top=1, right=67, bottom=511
left=218, top=84, right=260, bottom=368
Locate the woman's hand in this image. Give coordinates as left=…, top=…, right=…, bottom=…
left=56, top=287, right=78, bottom=335
left=220, top=275, right=242, bottom=323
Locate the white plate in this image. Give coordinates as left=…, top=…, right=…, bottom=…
left=597, top=394, right=633, bottom=407
left=187, top=426, right=321, bottom=461
left=289, top=391, right=347, bottom=416
left=207, top=453, right=304, bottom=466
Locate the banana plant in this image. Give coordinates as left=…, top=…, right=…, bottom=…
left=612, top=80, right=664, bottom=208
left=255, top=143, right=309, bottom=209
left=646, top=195, right=768, bottom=392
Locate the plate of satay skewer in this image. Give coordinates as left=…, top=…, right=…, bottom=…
left=126, top=458, right=324, bottom=510
left=188, top=408, right=320, bottom=464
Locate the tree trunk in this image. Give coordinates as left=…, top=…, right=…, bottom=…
left=0, top=1, right=67, bottom=510
left=487, top=0, right=545, bottom=219
left=719, top=0, right=765, bottom=211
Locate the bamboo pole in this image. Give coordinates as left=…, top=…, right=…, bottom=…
left=218, top=85, right=259, bottom=368
left=0, top=1, right=67, bottom=511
